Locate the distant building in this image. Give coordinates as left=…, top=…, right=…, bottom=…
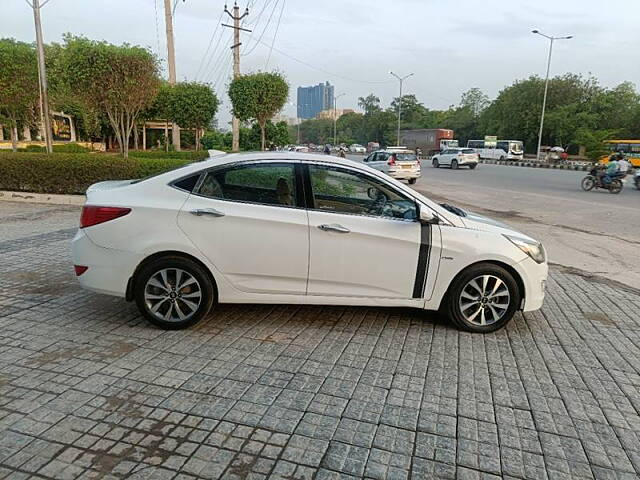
left=272, top=114, right=300, bottom=126
left=297, top=82, right=334, bottom=119
left=316, top=108, right=354, bottom=121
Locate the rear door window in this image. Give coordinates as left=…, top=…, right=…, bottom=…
left=197, top=163, right=298, bottom=207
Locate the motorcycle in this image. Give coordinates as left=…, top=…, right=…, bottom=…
left=581, top=166, right=624, bottom=194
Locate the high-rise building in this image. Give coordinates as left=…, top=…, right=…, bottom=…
left=297, top=82, right=334, bottom=119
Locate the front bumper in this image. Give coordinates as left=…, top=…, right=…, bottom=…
left=517, top=257, right=548, bottom=312
left=71, top=229, right=142, bottom=298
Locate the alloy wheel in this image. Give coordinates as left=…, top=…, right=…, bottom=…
left=144, top=268, right=202, bottom=322
left=458, top=275, right=510, bottom=326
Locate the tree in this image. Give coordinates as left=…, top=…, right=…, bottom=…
left=228, top=72, right=289, bottom=150
left=57, top=36, right=160, bottom=157
left=0, top=39, right=39, bottom=151
left=460, top=88, right=490, bottom=118
left=163, top=82, right=218, bottom=150
left=358, top=94, right=381, bottom=115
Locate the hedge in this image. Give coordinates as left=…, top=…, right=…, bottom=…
left=128, top=150, right=209, bottom=161
left=0, top=152, right=192, bottom=194
left=17, top=143, right=91, bottom=153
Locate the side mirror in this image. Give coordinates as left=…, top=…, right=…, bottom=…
left=418, top=205, right=440, bottom=225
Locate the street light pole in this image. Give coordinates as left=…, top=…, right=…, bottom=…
left=27, top=0, right=53, bottom=154
left=333, top=93, right=345, bottom=146
left=532, top=30, right=572, bottom=162
left=389, top=71, right=413, bottom=147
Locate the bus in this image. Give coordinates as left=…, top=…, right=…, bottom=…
left=600, top=140, right=640, bottom=167
left=467, top=139, right=524, bottom=161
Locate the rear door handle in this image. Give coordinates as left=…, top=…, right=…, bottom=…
left=190, top=208, right=225, bottom=217
left=318, top=223, right=350, bottom=233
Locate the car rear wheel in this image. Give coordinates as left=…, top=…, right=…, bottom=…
left=408, top=178, right=417, bottom=184
left=432, top=158, right=439, bottom=168
left=446, top=263, right=520, bottom=333
left=469, top=164, right=477, bottom=170
left=451, top=160, right=458, bottom=170
left=134, top=256, right=215, bottom=329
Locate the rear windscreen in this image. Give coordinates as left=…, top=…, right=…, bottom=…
left=394, top=153, right=417, bottom=161
left=462, top=149, right=476, bottom=154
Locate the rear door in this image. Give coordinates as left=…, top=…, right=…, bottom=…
left=304, top=163, right=437, bottom=299
left=177, top=161, right=309, bottom=295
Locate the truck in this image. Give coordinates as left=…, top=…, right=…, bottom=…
left=399, top=129, right=459, bottom=156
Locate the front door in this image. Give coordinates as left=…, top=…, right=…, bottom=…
left=177, top=162, right=309, bottom=295
left=305, top=164, right=430, bottom=299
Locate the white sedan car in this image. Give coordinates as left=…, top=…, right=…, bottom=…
left=432, top=148, right=480, bottom=169
left=72, top=152, right=547, bottom=333
left=362, top=149, right=421, bottom=184
left=349, top=144, right=366, bottom=154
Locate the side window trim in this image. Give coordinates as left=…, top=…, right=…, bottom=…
left=302, top=162, right=417, bottom=221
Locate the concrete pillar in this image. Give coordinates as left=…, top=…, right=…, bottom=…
left=0, top=125, right=4, bottom=141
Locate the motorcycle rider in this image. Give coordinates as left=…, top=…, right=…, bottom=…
left=602, top=156, right=620, bottom=184
left=617, top=154, right=632, bottom=176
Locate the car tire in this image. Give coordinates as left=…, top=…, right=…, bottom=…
left=635, top=177, right=640, bottom=190
left=134, top=256, right=215, bottom=330
left=469, top=164, right=477, bottom=170
left=408, top=178, right=417, bottom=184
left=499, top=156, right=505, bottom=161
left=446, top=263, right=520, bottom=333
left=433, top=158, right=439, bottom=168
left=451, top=160, right=458, bottom=170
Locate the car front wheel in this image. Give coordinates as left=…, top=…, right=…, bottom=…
left=432, top=158, right=439, bottom=168
left=446, top=263, right=520, bottom=333
left=134, top=256, right=215, bottom=329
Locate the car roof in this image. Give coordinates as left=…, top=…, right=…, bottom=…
left=199, top=151, right=367, bottom=170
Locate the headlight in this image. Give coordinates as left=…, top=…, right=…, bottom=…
left=504, top=235, right=546, bottom=264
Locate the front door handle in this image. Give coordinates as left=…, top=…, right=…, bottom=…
left=318, top=223, right=350, bottom=233
left=190, top=208, right=225, bottom=217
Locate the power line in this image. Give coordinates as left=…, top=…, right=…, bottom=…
left=201, top=25, right=231, bottom=82
left=252, top=37, right=394, bottom=85
left=195, top=9, right=225, bottom=80
left=242, top=0, right=279, bottom=57
left=264, top=0, right=284, bottom=69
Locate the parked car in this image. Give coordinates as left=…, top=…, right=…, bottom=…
left=362, top=148, right=421, bottom=184
left=349, top=144, right=366, bottom=154
left=432, top=148, right=479, bottom=169
left=72, top=152, right=547, bottom=333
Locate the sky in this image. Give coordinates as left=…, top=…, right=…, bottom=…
left=3, top=0, right=640, bottom=129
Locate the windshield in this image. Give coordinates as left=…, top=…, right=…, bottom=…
left=510, top=141, right=523, bottom=153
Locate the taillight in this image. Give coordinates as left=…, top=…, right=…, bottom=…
left=80, top=206, right=131, bottom=228
left=387, top=155, right=396, bottom=166
left=74, top=265, right=88, bottom=276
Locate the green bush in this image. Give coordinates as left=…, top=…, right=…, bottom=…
left=17, top=143, right=91, bottom=153
left=0, top=152, right=190, bottom=194
left=128, top=150, right=209, bottom=161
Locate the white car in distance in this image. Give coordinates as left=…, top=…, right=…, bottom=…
left=432, top=148, right=480, bottom=169
left=362, top=148, right=421, bottom=184
left=72, top=151, right=547, bottom=333
left=349, top=144, right=366, bottom=154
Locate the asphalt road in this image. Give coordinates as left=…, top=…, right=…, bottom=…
left=348, top=154, right=640, bottom=289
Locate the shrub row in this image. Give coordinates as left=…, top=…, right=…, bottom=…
left=128, top=150, right=209, bottom=161
left=0, top=152, right=192, bottom=194
left=17, top=143, right=91, bottom=153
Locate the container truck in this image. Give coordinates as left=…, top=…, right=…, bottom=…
left=399, top=129, right=459, bottom=156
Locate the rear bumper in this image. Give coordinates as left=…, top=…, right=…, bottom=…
left=389, top=169, right=421, bottom=179
left=71, top=229, right=142, bottom=298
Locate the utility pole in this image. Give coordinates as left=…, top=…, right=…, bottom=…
left=333, top=93, right=345, bottom=146
left=163, top=0, right=181, bottom=151
left=389, top=71, right=413, bottom=147
left=532, top=30, right=572, bottom=162
left=223, top=2, right=250, bottom=151
left=27, top=0, right=53, bottom=154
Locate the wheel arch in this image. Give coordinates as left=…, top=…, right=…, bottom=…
left=126, top=250, right=218, bottom=302
left=438, top=260, right=526, bottom=311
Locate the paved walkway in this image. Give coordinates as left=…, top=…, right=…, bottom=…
left=1, top=203, right=640, bottom=479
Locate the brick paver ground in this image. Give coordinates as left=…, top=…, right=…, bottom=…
left=1, top=203, right=640, bottom=479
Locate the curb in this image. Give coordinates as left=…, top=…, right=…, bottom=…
left=479, top=159, right=592, bottom=171
left=0, top=190, right=85, bottom=206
